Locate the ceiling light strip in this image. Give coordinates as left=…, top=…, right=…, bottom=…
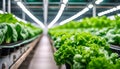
left=108, top=14, right=120, bottom=20
left=48, top=0, right=68, bottom=28
left=48, top=4, right=66, bottom=28
left=98, top=5, right=120, bottom=16
left=17, top=2, right=45, bottom=29
left=59, top=7, right=89, bottom=25
left=88, top=4, right=93, bottom=8
left=95, top=0, right=103, bottom=4
left=58, top=0, right=103, bottom=26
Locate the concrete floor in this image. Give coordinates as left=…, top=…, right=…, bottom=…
left=19, top=35, right=62, bottom=69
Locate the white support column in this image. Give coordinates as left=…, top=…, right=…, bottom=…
left=8, top=0, right=11, bottom=13
left=3, top=0, right=6, bottom=13
left=22, top=12, right=26, bottom=20
left=43, top=0, right=48, bottom=34
left=43, top=0, right=48, bottom=27
left=93, top=4, right=96, bottom=17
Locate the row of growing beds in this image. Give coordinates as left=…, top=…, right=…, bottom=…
left=48, top=15, right=120, bottom=69
left=0, top=13, right=42, bottom=69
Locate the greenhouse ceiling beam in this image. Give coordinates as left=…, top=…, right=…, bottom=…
left=24, top=2, right=88, bottom=5
left=11, top=5, right=115, bottom=9
left=13, top=12, right=94, bottom=15
left=17, top=1, right=45, bottom=29
left=98, top=5, right=120, bottom=16
left=23, top=2, right=120, bottom=5
left=48, top=0, right=68, bottom=28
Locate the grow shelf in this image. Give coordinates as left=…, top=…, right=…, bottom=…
left=0, top=35, right=40, bottom=49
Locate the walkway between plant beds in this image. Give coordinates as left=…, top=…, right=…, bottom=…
left=19, top=35, right=65, bottom=69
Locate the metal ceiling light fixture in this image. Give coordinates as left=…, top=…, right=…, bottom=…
left=59, top=0, right=104, bottom=25
left=95, top=0, right=103, bottom=4
left=59, top=7, right=89, bottom=25
left=88, top=4, right=93, bottom=9
left=59, top=4, right=93, bottom=25
left=98, top=5, right=120, bottom=16
left=17, top=1, right=45, bottom=29
left=108, top=14, right=120, bottom=20
left=48, top=0, right=68, bottom=28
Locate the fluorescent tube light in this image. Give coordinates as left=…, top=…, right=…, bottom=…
left=116, top=5, right=120, bottom=10
left=95, top=0, right=103, bottom=4
left=108, top=16, right=115, bottom=20
left=57, top=0, right=103, bottom=26
left=59, top=7, right=89, bottom=25
left=48, top=4, right=66, bottom=28
left=88, top=4, right=93, bottom=9
left=17, top=2, right=45, bottom=29
left=108, top=14, right=120, bottom=20
left=98, top=5, right=120, bottom=16
left=62, top=0, right=68, bottom=4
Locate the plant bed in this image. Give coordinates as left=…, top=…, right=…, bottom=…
left=48, top=36, right=66, bottom=69
left=0, top=35, right=40, bottom=56
left=0, top=35, right=39, bottom=49
left=48, top=14, right=120, bottom=69
left=49, top=31, right=120, bottom=69
left=0, top=36, right=41, bottom=69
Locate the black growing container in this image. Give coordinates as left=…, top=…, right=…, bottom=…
left=0, top=35, right=39, bottom=56
left=65, top=63, right=71, bottom=69
left=110, top=45, right=120, bottom=56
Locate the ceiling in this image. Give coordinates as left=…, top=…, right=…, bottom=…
left=0, top=0, right=120, bottom=26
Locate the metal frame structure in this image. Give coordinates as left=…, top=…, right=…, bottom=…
left=0, top=0, right=120, bottom=28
